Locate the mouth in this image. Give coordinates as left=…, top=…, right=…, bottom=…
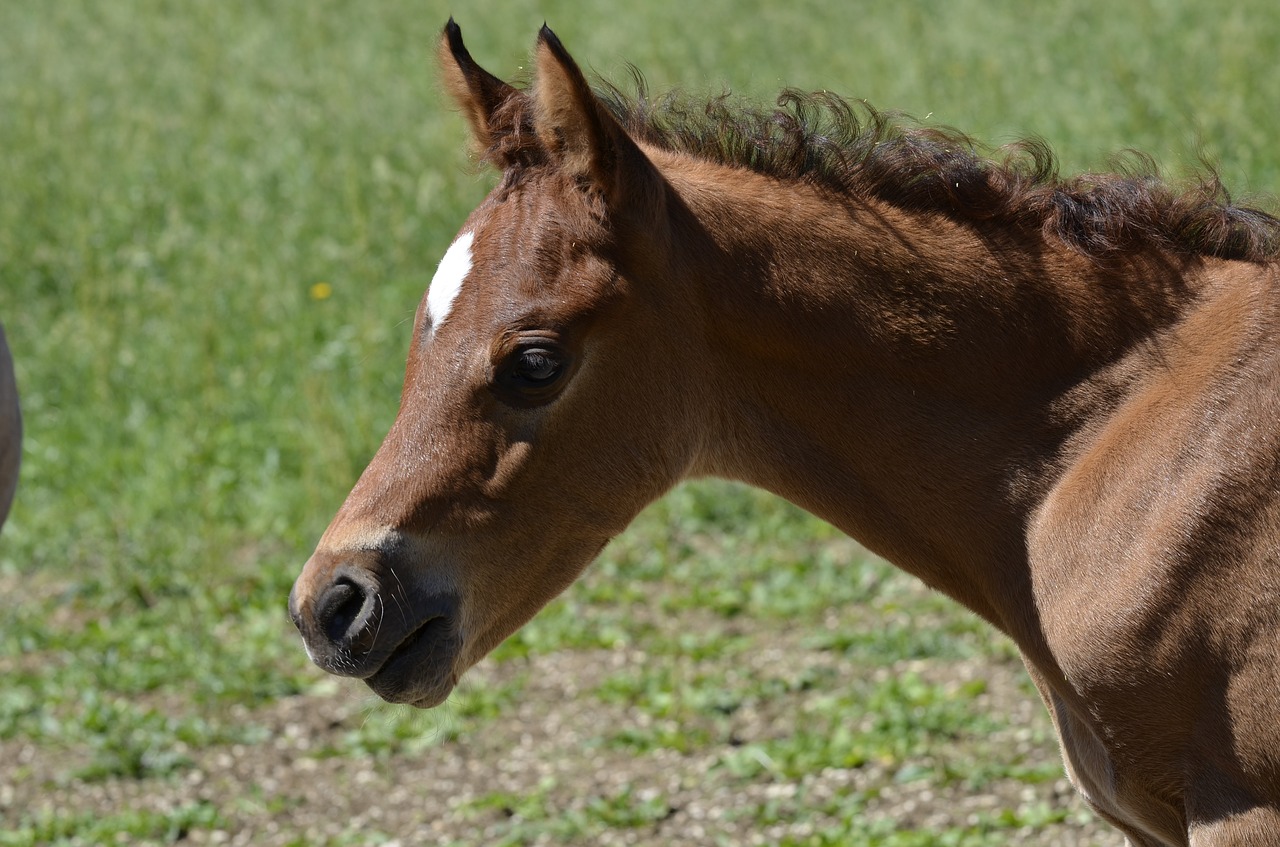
left=365, top=614, right=461, bottom=708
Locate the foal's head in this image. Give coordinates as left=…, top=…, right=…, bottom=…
left=289, top=23, right=703, bottom=706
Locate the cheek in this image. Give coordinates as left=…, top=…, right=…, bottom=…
left=483, top=438, right=534, bottom=497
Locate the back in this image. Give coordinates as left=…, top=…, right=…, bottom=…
left=0, top=323, right=20, bottom=532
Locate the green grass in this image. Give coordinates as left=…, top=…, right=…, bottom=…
left=0, top=803, right=224, bottom=847
left=2, top=0, right=1278, bottom=844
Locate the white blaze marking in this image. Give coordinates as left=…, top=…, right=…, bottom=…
left=426, top=231, right=474, bottom=333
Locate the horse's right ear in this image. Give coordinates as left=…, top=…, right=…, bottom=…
left=438, top=19, right=520, bottom=158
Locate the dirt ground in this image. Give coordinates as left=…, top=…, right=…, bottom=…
left=5, top=641, right=1124, bottom=846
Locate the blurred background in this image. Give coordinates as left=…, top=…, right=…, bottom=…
left=1, top=1, right=1276, bottom=844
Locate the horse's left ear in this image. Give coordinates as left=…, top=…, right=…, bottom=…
left=439, top=19, right=522, bottom=161
left=532, top=26, right=661, bottom=213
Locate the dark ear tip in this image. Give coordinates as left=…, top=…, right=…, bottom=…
left=537, top=23, right=564, bottom=51
left=444, top=18, right=464, bottom=51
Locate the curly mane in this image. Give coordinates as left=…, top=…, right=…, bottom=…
left=595, top=79, right=1279, bottom=263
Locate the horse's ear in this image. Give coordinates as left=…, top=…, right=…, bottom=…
left=439, top=19, right=521, bottom=158
left=532, top=25, right=660, bottom=212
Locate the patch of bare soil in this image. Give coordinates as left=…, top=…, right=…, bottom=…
left=4, top=643, right=1124, bottom=846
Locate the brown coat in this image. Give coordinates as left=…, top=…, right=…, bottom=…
left=291, top=22, right=1280, bottom=846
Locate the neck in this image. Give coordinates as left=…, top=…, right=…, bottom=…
left=654, top=154, right=1205, bottom=640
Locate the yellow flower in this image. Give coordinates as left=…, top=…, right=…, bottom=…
left=309, top=282, right=333, bottom=301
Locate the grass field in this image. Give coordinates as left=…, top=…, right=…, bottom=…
left=2, top=1, right=1278, bottom=844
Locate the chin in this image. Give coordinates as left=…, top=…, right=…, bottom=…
left=363, top=618, right=463, bottom=708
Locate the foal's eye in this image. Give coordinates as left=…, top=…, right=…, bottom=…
left=495, top=344, right=570, bottom=405
left=511, top=348, right=561, bottom=385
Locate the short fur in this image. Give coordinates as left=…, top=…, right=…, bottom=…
left=293, top=24, right=1280, bottom=847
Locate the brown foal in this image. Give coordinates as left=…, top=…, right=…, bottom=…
left=290, top=22, right=1280, bottom=845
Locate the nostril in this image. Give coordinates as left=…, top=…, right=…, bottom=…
left=316, top=576, right=369, bottom=645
